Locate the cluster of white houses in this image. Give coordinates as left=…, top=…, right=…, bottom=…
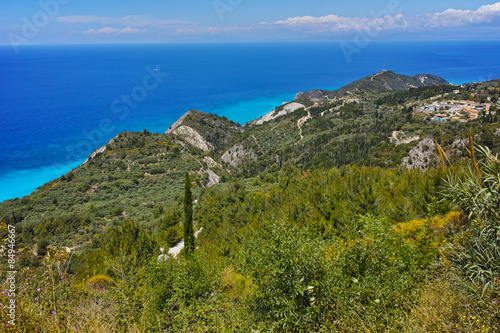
left=414, top=98, right=495, bottom=122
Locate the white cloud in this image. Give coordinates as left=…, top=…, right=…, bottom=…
left=416, top=2, right=500, bottom=28
left=84, top=26, right=147, bottom=36
left=59, top=3, right=500, bottom=39
left=264, top=14, right=407, bottom=32
left=57, top=15, right=190, bottom=27
left=56, top=15, right=112, bottom=24
left=175, top=25, right=252, bottom=35
left=119, top=15, right=190, bottom=27
left=262, top=2, right=500, bottom=33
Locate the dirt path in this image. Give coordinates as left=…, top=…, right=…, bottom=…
left=371, top=71, right=382, bottom=81
left=297, top=109, right=312, bottom=141
left=165, top=227, right=204, bottom=258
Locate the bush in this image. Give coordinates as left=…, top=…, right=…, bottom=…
left=146, top=255, right=221, bottom=330
left=240, top=220, right=326, bottom=331
left=443, top=145, right=500, bottom=302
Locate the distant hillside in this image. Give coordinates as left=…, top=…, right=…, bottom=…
left=294, top=71, right=449, bottom=100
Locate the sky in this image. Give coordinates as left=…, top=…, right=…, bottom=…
left=1, top=0, right=500, bottom=45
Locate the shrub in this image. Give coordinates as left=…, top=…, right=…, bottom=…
left=240, top=220, right=326, bottom=331
left=443, top=145, right=500, bottom=317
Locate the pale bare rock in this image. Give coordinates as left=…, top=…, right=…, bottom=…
left=388, top=131, right=398, bottom=144
left=249, top=102, right=305, bottom=126
left=398, top=136, right=420, bottom=145
left=170, top=125, right=214, bottom=152
left=450, top=137, right=470, bottom=156
left=221, top=144, right=258, bottom=167
left=402, top=137, right=436, bottom=170
left=83, top=135, right=118, bottom=164
left=204, top=156, right=223, bottom=170
left=85, top=146, right=106, bottom=162
left=205, top=169, right=220, bottom=187
left=390, top=131, right=420, bottom=146
left=165, top=111, right=191, bottom=134
left=452, top=138, right=469, bottom=149
left=64, top=245, right=81, bottom=253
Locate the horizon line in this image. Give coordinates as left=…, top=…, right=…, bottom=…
left=1, top=39, right=500, bottom=47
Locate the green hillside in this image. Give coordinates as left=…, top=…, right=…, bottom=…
left=1, top=73, right=500, bottom=332
left=294, top=70, right=449, bottom=100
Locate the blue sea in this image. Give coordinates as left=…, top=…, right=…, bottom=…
left=1, top=41, right=500, bottom=202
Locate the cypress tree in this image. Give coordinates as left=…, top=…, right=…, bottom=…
left=183, top=171, right=195, bottom=256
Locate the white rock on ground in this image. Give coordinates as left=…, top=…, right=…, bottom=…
left=170, top=125, right=213, bottom=152
left=402, top=137, right=436, bottom=170
left=205, top=169, right=220, bottom=187
left=204, top=156, right=223, bottom=169
left=83, top=135, right=118, bottom=164
left=221, top=144, right=257, bottom=167
left=165, top=111, right=191, bottom=134
left=249, top=102, right=305, bottom=126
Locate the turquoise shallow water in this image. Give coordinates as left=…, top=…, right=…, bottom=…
left=206, top=92, right=297, bottom=125
left=0, top=91, right=299, bottom=202
left=1, top=41, right=500, bottom=202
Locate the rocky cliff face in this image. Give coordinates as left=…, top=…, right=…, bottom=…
left=165, top=111, right=191, bottom=135
left=221, top=144, right=258, bottom=167
left=170, top=125, right=214, bottom=152
left=402, top=137, right=437, bottom=170
left=83, top=134, right=119, bottom=164
left=204, top=169, right=220, bottom=187
left=248, top=102, right=306, bottom=126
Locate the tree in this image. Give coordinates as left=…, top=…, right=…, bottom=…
left=103, top=220, right=156, bottom=283
left=183, top=172, right=195, bottom=256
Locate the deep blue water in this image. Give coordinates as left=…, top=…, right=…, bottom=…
left=1, top=41, right=500, bottom=202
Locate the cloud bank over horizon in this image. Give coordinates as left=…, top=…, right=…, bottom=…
left=2, top=1, right=500, bottom=44
left=261, top=2, right=500, bottom=32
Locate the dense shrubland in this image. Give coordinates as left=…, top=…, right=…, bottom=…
left=2, top=153, right=500, bottom=331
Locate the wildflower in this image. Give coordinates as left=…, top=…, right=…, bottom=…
left=352, top=278, right=359, bottom=283
left=374, top=299, right=380, bottom=303
left=52, top=311, right=56, bottom=314
left=35, top=297, right=38, bottom=301
left=211, top=292, right=215, bottom=296
left=37, top=289, right=40, bottom=292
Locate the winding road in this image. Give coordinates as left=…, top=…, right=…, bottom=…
left=297, top=109, right=312, bottom=141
